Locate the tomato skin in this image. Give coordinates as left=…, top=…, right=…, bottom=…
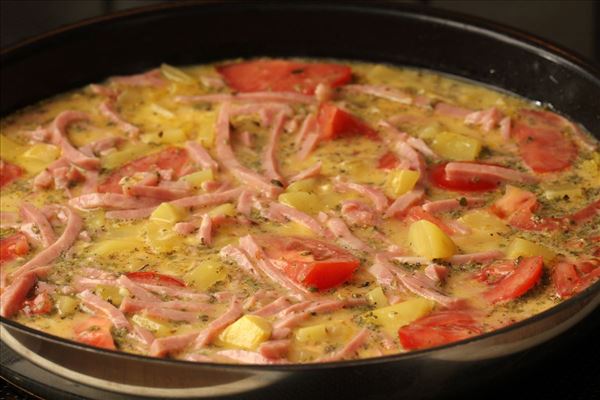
left=22, top=292, right=53, bottom=316
left=258, top=235, right=360, bottom=291
left=406, top=206, right=453, bottom=235
left=429, top=163, right=499, bottom=192
left=317, top=103, right=378, bottom=141
left=0, top=233, right=30, bottom=264
left=552, top=259, right=600, bottom=298
left=398, top=311, right=481, bottom=350
left=126, top=271, right=186, bottom=287
left=98, top=147, right=191, bottom=193
left=217, top=60, right=352, bottom=95
left=0, top=159, right=23, bottom=188
left=483, top=256, right=543, bottom=304
left=74, top=317, right=116, bottom=350
left=473, top=262, right=516, bottom=285
left=377, top=152, right=401, bottom=170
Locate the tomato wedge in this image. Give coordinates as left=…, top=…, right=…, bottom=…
left=0, top=159, right=23, bottom=188
left=0, top=233, right=30, bottom=264
left=98, top=147, right=192, bottom=193
left=377, top=151, right=401, bottom=170
left=406, top=206, right=454, bottom=235
left=317, top=103, right=378, bottom=141
left=512, top=109, right=577, bottom=173
left=126, top=271, right=186, bottom=287
left=552, top=260, right=600, bottom=298
left=74, top=317, right=116, bottom=350
left=430, top=162, right=499, bottom=192
left=22, top=292, right=53, bottom=316
left=217, top=59, right=352, bottom=95
left=473, top=261, right=516, bottom=284
left=256, top=235, right=360, bottom=291
left=398, top=311, right=482, bottom=350
left=483, top=256, right=543, bottom=304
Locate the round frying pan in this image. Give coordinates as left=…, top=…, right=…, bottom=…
left=1, top=2, right=599, bottom=399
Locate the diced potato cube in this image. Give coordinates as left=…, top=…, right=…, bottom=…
left=507, top=238, right=556, bottom=263
left=132, top=314, right=171, bottom=337
left=145, top=221, right=181, bottom=253
left=180, top=169, right=214, bottom=188
left=295, top=320, right=352, bottom=343
left=218, top=315, right=272, bottom=350
left=543, top=185, right=583, bottom=201
left=431, top=131, right=482, bottom=161
left=102, top=143, right=153, bottom=169
left=384, top=169, right=420, bottom=198
left=161, top=63, right=195, bottom=84
left=286, top=178, right=317, bottom=193
left=141, top=128, right=188, bottom=145
left=458, top=210, right=509, bottom=233
left=91, top=238, right=145, bottom=257
left=95, top=285, right=123, bottom=306
left=208, top=203, right=236, bottom=218
left=366, top=287, right=389, bottom=308
left=408, top=220, right=457, bottom=259
left=55, top=295, right=79, bottom=317
left=0, top=134, right=25, bottom=163
left=278, top=192, right=320, bottom=214
left=195, top=111, right=217, bottom=147
left=184, top=261, right=227, bottom=290
left=20, top=143, right=61, bottom=173
left=362, top=297, right=434, bottom=336
left=150, top=203, right=187, bottom=224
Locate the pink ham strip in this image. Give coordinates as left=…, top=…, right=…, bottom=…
left=236, top=190, right=253, bottom=217
left=294, top=114, right=317, bottom=147
left=325, top=217, right=373, bottom=253
left=121, top=297, right=211, bottom=313
left=198, top=214, right=213, bottom=246
left=69, top=193, right=161, bottom=210
left=424, top=263, right=449, bottom=283
left=111, top=69, right=165, bottom=87
left=267, top=202, right=330, bottom=238
left=145, top=308, right=201, bottom=323
left=341, top=200, right=378, bottom=227
left=129, top=325, right=155, bottom=347
left=319, top=328, right=369, bottom=362
left=251, top=296, right=291, bottom=317
left=499, top=117, right=512, bottom=141
left=10, top=207, right=82, bottom=280
left=434, top=102, right=472, bottom=119
left=238, top=130, right=253, bottom=147
left=271, top=313, right=309, bottom=339
left=259, top=339, right=291, bottom=360
left=20, top=203, right=56, bottom=247
left=192, top=297, right=243, bottom=349
left=384, top=188, right=425, bottom=218
left=105, top=207, right=155, bottom=220
left=406, top=136, right=439, bottom=160
left=171, top=187, right=243, bottom=208
left=78, top=290, right=132, bottom=330
left=344, top=85, right=412, bottom=104
left=288, top=162, right=322, bottom=184
left=50, top=111, right=100, bottom=170
left=219, top=244, right=262, bottom=278
left=73, top=277, right=118, bottom=292
left=333, top=179, right=389, bottom=212
left=422, top=197, right=486, bottom=214
left=214, top=102, right=282, bottom=197
left=238, top=235, right=310, bottom=298
left=262, top=111, right=286, bottom=182
left=116, top=275, right=160, bottom=302
left=126, top=184, right=191, bottom=201
left=216, top=350, right=281, bottom=365
left=99, top=100, right=140, bottom=138
left=79, top=136, right=124, bottom=157
left=174, top=221, right=197, bottom=235
left=464, top=107, right=503, bottom=132
left=183, top=353, right=215, bottom=362
left=150, top=332, right=198, bottom=357
left=0, top=272, right=36, bottom=318
left=445, top=162, right=539, bottom=184
left=176, top=91, right=315, bottom=105
left=230, top=102, right=293, bottom=119
left=368, top=262, right=398, bottom=291
left=0, top=211, right=19, bottom=228
left=297, top=132, right=320, bottom=161
left=392, top=138, right=426, bottom=176
left=448, top=250, right=505, bottom=264
left=185, top=141, right=218, bottom=171
left=89, top=84, right=120, bottom=99
left=138, top=283, right=211, bottom=301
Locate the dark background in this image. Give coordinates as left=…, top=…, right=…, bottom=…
left=0, top=1, right=598, bottom=399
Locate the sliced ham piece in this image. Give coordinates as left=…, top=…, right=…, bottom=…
left=185, top=141, right=218, bottom=171
left=295, top=114, right=317, bottom=148
left=79, top=136, right=125, bottom=157
left=262, top=111, right=286, bottom=183
left=464, top=107, right=504, bottom=132
left=220, top=244, right=262, bottom=278
left=150, top=332, right=198, bottom=357
left=333, top=179, right=389, bottom=212
left=214, top=102, right=282, bottom=197
left=434, top=102, right=472, bottom=119
left=129, top=325, right=155, bottom=347
left=50, top=111, right=100, bottom=170
left=236, top=190, right=254, bottom=217
left=111, top=69, right=165, bottom=87
left=192, top=297, right=243, bottom=349
left=340, top=200, right=378, bottom=227
left=445, top=162, right=539, bottom=184
left=267, top=202, right=330, bottom=238
left=138, top=283, right=211, bottom=301
left=499, top=117, right=512, bottom=140
left=126, top=184, right=191, bottom=201
left=297, top=132, right=320, bottom=161
left=215, top=350, right=280, bottom=364
left=20, top=203, right=56, bottom=247
left=344, top=85, right=412, bottom=105
left=78, top=290, right=131, bottom=330
left=89, top=84, right=120, bottom=99
left=230, top=103, right=293, bottom=125
left=319, top=328, right=369, bottom=362
left=448, top=250, right=505, bottom=264
left=0, top=272, right=36, bottom=318
left=424, top=263, right=449, bottom=283
left=170, top=187, right=243, bottom=208
left=368, top=262, right=398, bottom=291
left=422, top=197, right=487, bottom=214
left=288, top=162, right=322, bottom=184
left=69, top=193, right=161, bottom=210
left=251, top=296, right=291, bottom=317
left=384, top=188, right=425, bottom=218
left=143, top=308, right=201, bottom=323
left=120, top=296, right=211, bottom=314
left=105, top=207, right=155, bottom=220
left=198, top=214, right=213, bottom=246
left=99, top=100, right=140, bottom=138
left=73, top=277, right=118, bottom=291
left=116, top=275, right=160, bottom=302
left=259, top=339, right=291, bottom=360
left=176, top=91, right=315, bottom=105
left=10, top=207, right=82, bottom=280
left=0, top=211, right=20, bottom=228
left=325, top=216, right=373, bottom=253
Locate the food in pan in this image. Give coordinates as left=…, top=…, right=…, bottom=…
left=0, top=59, right=598, bottom=364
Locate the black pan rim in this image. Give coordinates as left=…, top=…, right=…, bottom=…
left=1, top=0, right=599, bottom=373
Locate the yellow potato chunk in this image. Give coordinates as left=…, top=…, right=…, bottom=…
left=384, top=169, right=420, bottom=198
left=0, top=134, right=25, bottom=163
left=145, top=221, right=181, bottom=253
left=184, top=261, right=227, bottom=290
left=286, top=178, right=317, bottom=193
left=219, top=315, right=272, bottom=350
left=141, top=128, right=188, bottom=145
left=160, top=63, right=195, bottom=84
left=102, top=143, right=153, bottom=169
left=132, top=314, right=171, bottom=337
left=95, top=285, right=124, bottom=307
left=278, top=191, right=320, bottom=214
left=431, top=131, right=482, bottom=161
left=91, top=238, right=145, bottom=257
left=458, top=210, right=509, bottom=233
left=180, top=169, right=214, bottom=189
left=542, top=185, right=583, bottom=201
left=55, top=295, right=79, bottom=317
left=150, top=203, right=187, bottom=224
left=507, top=238, right=556, bottom=263
left=362, top=298, right=434, bottom=336
left=366, top=287, right=389, bottom=308
left=408, top=220, right=457, bottom=259
left=295, top=320, right=352, bottom=343
left=208, top=203, right=237, bottom=218
left=195, top=111, right=217, bottom=147
left=20, top=143, right=61, bottom=173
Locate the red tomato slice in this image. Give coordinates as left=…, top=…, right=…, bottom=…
left=74, top=317, right=116, bottom=350
left=483, top=256, right=543, bottom=304
left=126, top=271, right=186, bottom=287
left=22, top=292, right=53, bottom=316
left=257, top=235, right=360, bottom=291
left=552, top=262, right=580, bottom=298
left=0, top=159, right=23, bottom=188
left=217, top=60, right=352, bottom=95
left=98, top=147, right=191, bottom=193
left=317, top=103, right=378, bottom=141
left=512, top=109, right=577, bottom=173
left=429, top=162, right=500, bottom=192
left=0, top=233, right=30, bottom=264
left=377, top=151, right=401, bottom=170
left=473, top=261, right=516, bottom=284
left=406, top=206, right=454, bottom=235
left=570, top=199, right=600, bottom=225
left=398, top=311, right=482, bottom=350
